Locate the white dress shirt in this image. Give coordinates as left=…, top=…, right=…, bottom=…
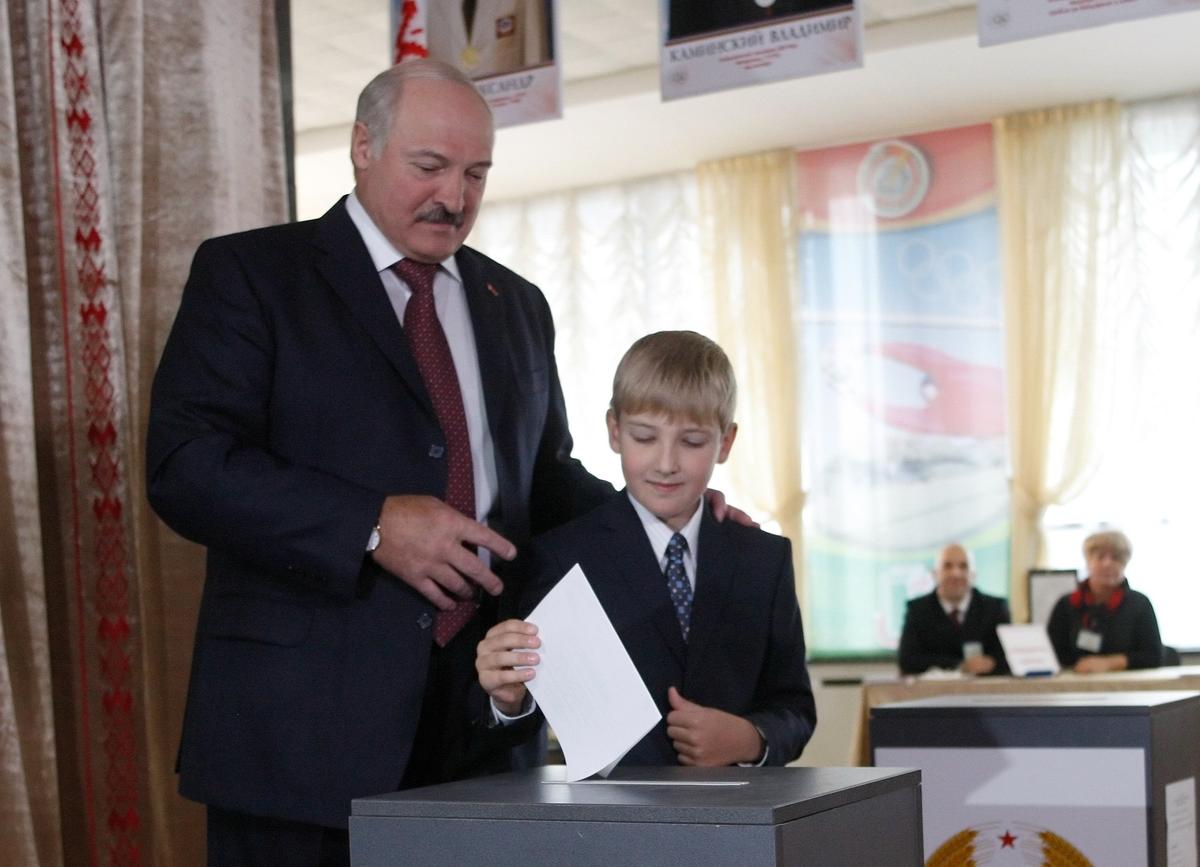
left=627, top=493, right=702, bottom=591
left=345, top=191, right=499, bottom=536
left=939, top=590, right=973, bottom=620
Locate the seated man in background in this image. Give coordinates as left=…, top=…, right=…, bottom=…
left=898, top=543, right=1011, bottom=675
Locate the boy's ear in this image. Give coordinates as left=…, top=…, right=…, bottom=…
left=606, top=409, right=622, bottom=454
left=716, top=423, right=738, bottom=464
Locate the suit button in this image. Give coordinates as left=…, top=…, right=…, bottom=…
left=428, top=445, right=444, bottom=458
left=417, top=613, right=433, bottom=630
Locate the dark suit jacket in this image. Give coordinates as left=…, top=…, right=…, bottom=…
left=1047, top=580, right=1163, bottom=670
left=525, top=495, right=816, bottom=766
left=146, top=198, right=612, bottom=828
left=898, top=590, right=1011, bottom=675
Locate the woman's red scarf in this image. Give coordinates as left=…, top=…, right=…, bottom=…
left=1069, top=579, right=1127, bottom=629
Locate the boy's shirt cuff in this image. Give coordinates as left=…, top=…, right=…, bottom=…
left=737, top=724, right=770, bottom=767
left=490, top=693, right=537, bottom=726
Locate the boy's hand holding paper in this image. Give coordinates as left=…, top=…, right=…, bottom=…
left=477, top=564, right=661, bottom=781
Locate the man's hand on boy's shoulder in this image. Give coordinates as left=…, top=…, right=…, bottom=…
left=665, top=686, right=765, bottom=767
left=704, top=489, right=759, bottom=528
left=476, top=619, right=541, bottom=717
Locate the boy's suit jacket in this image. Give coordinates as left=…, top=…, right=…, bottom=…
left=897, top=589, right=1011, bottom=675
left=525, top=494, right=816, bottom=766
left=146, top=198, right=611, bottom=828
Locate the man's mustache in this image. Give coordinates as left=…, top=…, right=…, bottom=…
left=417, top=206, right=465, bottom=227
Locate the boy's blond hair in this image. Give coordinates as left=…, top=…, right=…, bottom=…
left=610, top=331, right=736, bottom=431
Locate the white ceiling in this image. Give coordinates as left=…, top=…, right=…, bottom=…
left=290, top=1, right=1200, bottom=213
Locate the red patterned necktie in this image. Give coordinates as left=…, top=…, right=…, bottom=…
left=392, top=258, right=478, bottom=646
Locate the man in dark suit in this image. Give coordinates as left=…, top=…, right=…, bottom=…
left=898, top=543, right=1011, bottom=675
left=146, top=60, right=618, bottom=865
left=478, top=331, right=815, bottom=768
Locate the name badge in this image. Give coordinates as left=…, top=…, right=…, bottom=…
left=962, top=641, right=983, bottom=659
left=1076, top=629, right=1102, bottom=653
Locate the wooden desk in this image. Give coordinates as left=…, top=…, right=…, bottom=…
left=854, top=664, right=1200, bottom=765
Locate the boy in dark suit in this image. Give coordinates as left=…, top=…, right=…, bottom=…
left=477, top=331, right=816, bottom=767
left=897, top=543, right=1011, bottom=675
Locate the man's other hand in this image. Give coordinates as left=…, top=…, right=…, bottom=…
left=371, top=495, right=516, bottom=609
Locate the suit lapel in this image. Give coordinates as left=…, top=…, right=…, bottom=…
left=456, top=247, right=513, bottom=440
left=311, top=199, right=435, bottom=417
left=601, top=496, right=688, bottom=668
left=962, top=593, right=985, bottom=636
left=685, top=507, right=734, bottom=668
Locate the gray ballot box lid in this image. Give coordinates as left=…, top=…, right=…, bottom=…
left=352, top=765, right=920, bottom=826
left=870, top=689, right=1200, bottom=753
left=873, top=689, right=1200, bottom=716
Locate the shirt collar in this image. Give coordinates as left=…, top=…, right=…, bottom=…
left=938, top=589, right=972, bottom=617
left=627, top=492, right=703, bottom=564
left=345, top=190, right=462, bottom=283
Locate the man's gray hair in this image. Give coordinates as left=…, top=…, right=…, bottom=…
left=355, top=59, right=491, bottom=157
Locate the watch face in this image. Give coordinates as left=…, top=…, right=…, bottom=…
left=367, top=526, right=381, bottom=552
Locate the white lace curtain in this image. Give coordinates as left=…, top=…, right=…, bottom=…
left=1033, top=94, right=1200, bottom=647
left=471, top=173, right=718, bottom=491
left=471, top=153, right=804, bottom=553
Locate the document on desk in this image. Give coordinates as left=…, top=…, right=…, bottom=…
left=524, top=563, right=661, bottom=782
left=997, top=623, right=1061, bottom=676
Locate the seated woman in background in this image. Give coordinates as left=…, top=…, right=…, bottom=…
left=1047, top=529, right=1164, bottom=673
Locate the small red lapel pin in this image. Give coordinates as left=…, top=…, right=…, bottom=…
left=487, top=282, right=500, bottom=296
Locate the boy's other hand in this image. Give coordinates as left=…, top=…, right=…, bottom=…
left=476, top=619, right=540, bottom=715
left=704, top=489, right=759, bottom=528
left=666, top=686, right=764, bottom=766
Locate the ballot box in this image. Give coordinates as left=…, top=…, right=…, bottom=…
left=351, top=765, right=923, bottom=866
left=871, top=690, right=1200, bottom=867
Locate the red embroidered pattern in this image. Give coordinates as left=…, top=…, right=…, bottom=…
left=58, top=0, right=142, bottom=863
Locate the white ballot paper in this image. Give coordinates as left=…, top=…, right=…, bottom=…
left=524, top=563, right=661, bottom=781
left=997, top=623, right=1061, bottom=677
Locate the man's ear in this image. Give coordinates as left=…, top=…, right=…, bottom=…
left=715, top=422, right=738, bottom=464
left=351, top=122, right=373, bottom=171
left=606, top=410, right=621, bottom=454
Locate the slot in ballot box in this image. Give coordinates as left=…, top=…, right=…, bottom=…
left=870, top=690, right=1200, bottom=867
left=351, top=765, right=923, bottom=866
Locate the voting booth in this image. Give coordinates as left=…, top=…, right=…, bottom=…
left=871, top=691, right=1200, bottom=867
left=351, top=765, right=924, bottom=866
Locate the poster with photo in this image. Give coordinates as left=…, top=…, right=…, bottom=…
left=978, top=0, right=1200, bottom=47
left=659, top=0, right=862, bottom=101
left=392, top=0, right=562, bottom=128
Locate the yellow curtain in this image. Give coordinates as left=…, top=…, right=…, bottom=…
left=995, top=101, right=1126, bottom=620
left=697, top=150, right=805, bottom=594
left=2, top=1, right=288, bottom=864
